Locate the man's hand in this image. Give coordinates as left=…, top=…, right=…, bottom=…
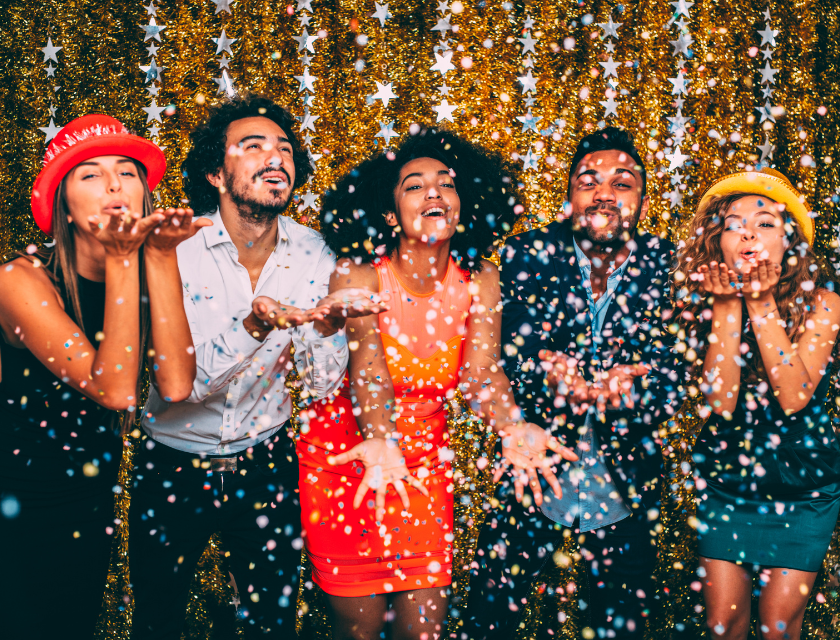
left=328, top=436, right=429, bottom=523
left=493, top=422, right=578, bottom=506
left=145, top=207, right=213, bottom=254
left=310, top=288, right=389, bottom=337
left=539, top=350, right=590, bottom=415
left=243, top=296, right=310, bottom=341
left=588, top=363, right=649, bottom=412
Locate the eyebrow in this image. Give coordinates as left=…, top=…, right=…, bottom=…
left=237, top=134, right=292, bottom=146
left=576, top=168, right=638, bottom=180
left=400, top=169, right=452, bottom=187
left=75, top=158, right=135, bottom=169
left=724, top=210, right=778, bottom=221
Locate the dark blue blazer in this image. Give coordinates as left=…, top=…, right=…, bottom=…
left=499, top=220, right=685, bottom=512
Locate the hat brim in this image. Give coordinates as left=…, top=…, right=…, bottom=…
left=31, top=135, right=166, bottom=236
left=698, top=172, right=813, bottom=245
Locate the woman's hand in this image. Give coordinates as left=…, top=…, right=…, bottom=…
left=90, top=209, right=164, bottom=256
left=493, top=422, right=578, bottom=506
left=743, top=258, right=781, bottom=299
left=539, top=349, right=590, bottom=415
left=695, top=261, right=741, bottom=302
left=145, top=208, right=213, bottom=254
left=310, top=288, right=390, bottom=337
left=328, top=436, right=429, bottom=523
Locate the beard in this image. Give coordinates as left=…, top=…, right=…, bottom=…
left=224, top=166, right=293, bottom=226
left=571, top=200, right=642, bottom=247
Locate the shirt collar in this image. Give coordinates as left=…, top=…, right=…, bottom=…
left=572, top=236, right=633, bottom=282
left=201, top=210, right=290, bottom=252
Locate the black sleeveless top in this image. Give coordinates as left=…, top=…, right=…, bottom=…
left=0, top=275, right=121, bottom=485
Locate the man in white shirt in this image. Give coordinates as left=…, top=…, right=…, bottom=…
left=130, top=96, right=383, bottom=639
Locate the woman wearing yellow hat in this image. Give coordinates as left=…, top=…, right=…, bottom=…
left=0, top=115, right=209, bottom=638
left=675, top=168, right=840, bottom=640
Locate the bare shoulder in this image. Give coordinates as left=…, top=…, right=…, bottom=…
left=0, top=257, right=59, bottom=303
left=470, top=259, right=500, bottom=290
left=815, top=288, right=840, bottom=319
left=330, top=257, right=379, bottom=292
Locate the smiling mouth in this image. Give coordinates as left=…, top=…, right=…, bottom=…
left=421, top=207, right=446, bottom=218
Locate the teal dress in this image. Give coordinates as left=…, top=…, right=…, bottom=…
left=694, top=372, right=840, bottom=571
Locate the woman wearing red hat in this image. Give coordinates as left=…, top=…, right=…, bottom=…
left=675, top=169, right=840, bottom=640
left=0, top=115, right=208, bottom=637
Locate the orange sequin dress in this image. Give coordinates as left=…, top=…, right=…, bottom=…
left=297, top=257, right=471, bottom=597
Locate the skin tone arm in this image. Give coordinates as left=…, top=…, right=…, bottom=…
left=143, top=207, right=213, bottom=402
left=0, top=210, right=164, bottom=410
left=463, top=261, right=578, bottom=506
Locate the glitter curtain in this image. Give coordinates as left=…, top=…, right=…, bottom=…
left=2, top=0, right=840, bottom=638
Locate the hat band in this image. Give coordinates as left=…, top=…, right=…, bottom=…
left=43, top=123, right=131, bottom=165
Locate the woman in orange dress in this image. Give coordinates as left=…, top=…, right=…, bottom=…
left=297, top=129, right=577, bottom=640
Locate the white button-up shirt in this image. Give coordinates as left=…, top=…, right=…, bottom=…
left=142, top=213, right=348, bottom=455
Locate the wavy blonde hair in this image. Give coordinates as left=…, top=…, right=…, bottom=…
left=674, top=192, right=823, bottom=385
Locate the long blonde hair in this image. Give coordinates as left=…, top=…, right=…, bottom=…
left=674, top=192, right=823, bottom=385
left=28, top=159, right=152, bottom=432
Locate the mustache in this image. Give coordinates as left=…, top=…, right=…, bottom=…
left=584, top=204, right=622, bottom=217
left=253, top=166, right=291, bottom=186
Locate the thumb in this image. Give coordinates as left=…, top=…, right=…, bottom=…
left=328, top=442, right=365, bottom=466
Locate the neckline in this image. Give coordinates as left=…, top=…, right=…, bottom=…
left=385, top=256, right=452, bottom=298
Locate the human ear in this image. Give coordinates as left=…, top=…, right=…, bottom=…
left=638, top=195, right=650, bottom=222
left=206, top=169, right=223, bottom=189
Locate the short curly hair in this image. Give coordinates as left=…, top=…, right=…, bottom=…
left=319, top=128, right=518, bottom=274
left=182, top=95, right=312, bottom=215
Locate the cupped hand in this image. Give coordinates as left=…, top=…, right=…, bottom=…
left=539, top=349, right=590, bottom=415
left=695, top=261, right=741, bottom=301
left=742, top=258, right=781, bottom=298
left=588, top=363, right=650, bottom=412
left=328, top=436, right=429, bottom=523
left=493, top=421, right=578, bottom=506
left=244, top=296, right=310, bottom=340
left=145, top=207, right=213, bottom=253
left=90, top=209, right=165, bottom=256
left=311, top=288, right=390, bottom=336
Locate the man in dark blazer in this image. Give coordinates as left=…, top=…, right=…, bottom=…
left=462, top=128, right=685, bottom=639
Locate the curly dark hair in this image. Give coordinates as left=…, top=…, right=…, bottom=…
left=181, top=95, right=312, bottom=215
left=319, top=127, right=518, bottom=274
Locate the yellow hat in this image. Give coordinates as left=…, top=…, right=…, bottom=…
left=698, top=168, right=813, bottom=245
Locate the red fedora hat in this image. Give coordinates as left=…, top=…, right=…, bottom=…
left=31, top=114, right=166, bottom=235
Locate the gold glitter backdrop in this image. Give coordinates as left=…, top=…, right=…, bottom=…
left=1, top=0, right=840, bottom=638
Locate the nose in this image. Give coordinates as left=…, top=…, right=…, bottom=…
left=426, top=185, right=442, bottom=199
left=593, top=181, right=616, bottom=204
left=741, top=226, right=756, bottom=241
left=107, top=169, right=122, bottom=193
left=265, top=153, right=285, bottom=168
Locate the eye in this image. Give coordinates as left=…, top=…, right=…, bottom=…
left=280, top=146, right=293, bottom=154
left=245, top=143, right=261, bottom=150
left=724, top=222, right=741, bottom=231
left=81, top=172, right=98, bottom=180
left=119, top=169, right=137, bottom=177
left=441, top=181, right=456, bottom=189
left=758, top=222, right=775, bottom=228
left=405, top=184, right=421, bottom=191
left=615, top=182, right=631, bottom=188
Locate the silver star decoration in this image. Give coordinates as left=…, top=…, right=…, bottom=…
left=433, top=99, right=457, bottom=123
left=213, top=29, right=237, bottom=55
left=668, top=72, right=689, bottom=95
left=146, top=84, right=161, bottom=96
left=669, top=32, right=693, bottom=56
left=303, top=132, right=314, bottom=146
left=432, top=15, right=452, bottom=34
left=597, top=15, right=622, bottom=39
left=667, top=111, right=689, bottom=136
left=761, top=46, right=774, bottom=60
left=38, top=117, right=61, bottom=142
left=300, top=108, right=319, bottom=132
left=670, top=170, right=684, bottom=185
left=372, top=2, right=392, bottom=27
left=431, top=51, right=455, bottom=76
left=298, top=13, right=312, bottom=27
left=148, top=124, right=162, bottom=137
left=213, top=70, right=236, bottom=96
left=670, top=0, right=694, bottom=18
left=140, top=17, right=166, bottom=42
left=214, top=0, right=234, bottom=14
left=303, top=94, right=315, bottom=106
left=41, top=38, right=62, bottom=63
left=142, top=99, right=166, bottom=124
left=516, top=110, right=542, bottom=133
left=48, top=104, right=57, bottom=117
left=519, top=32, right=538, bottom=54
left=758, top=135, right=775, bottom=162
left=759, top=61, right=778, bottom=85
left=294, top=67, right=317, bottom=92
left=308, top=149, right=323, bottom=169
left=140, top=58, right=165, bottom=84
left=518, top=70, right=538, bottom=94
left=761, top=85, right=775, bottom=99
left=755, top=100, right=776, bottom=123
left=301, top=53, right=313, bottom=66
left=674, top=17, right=689, bottom=31
left=665, top=189, right=683, bottom=209
left=522, top=56, right=534, bottom=68
left=436, top=0, right=449, bottom=13
left=665, top=146, right=689, bottom=170
left=375, top=120, right=399, bottom=145
left=299, top=191, right=319, bottom=210
left=293, top=28, right=318, bottom=53
left=436, top=38, right=452, bottom=52
left=600, top=96, right=619, bottom=118
left=143, top=1, right=157, bottom=16
left=524, top=96, right=537, bottom=107
left=372, top=81, right=398, bottom=107
left=218, top=54, right=231, bottom=69
left=758, top=24, right=777, bottom=47
left=523, top=15, right=535, bottom=30
left=297, top=0, right=313, bottom=10
left=605, top=41, right=616, bottom=53
left=45, top=63, right=57, bottom=77
left=520, top=148, right=541, bottom=171
left=599, top=56, right=620, bottom=79
left=438, top=82, right=451, bottom=96
left=146, top=43, right=159, bottom=57
left=762, top=7, right=772, bottom=22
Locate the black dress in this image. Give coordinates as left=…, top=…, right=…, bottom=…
left=0, top=275, right=122, bottom=638
left=695, top=371, right=840, bottom=571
